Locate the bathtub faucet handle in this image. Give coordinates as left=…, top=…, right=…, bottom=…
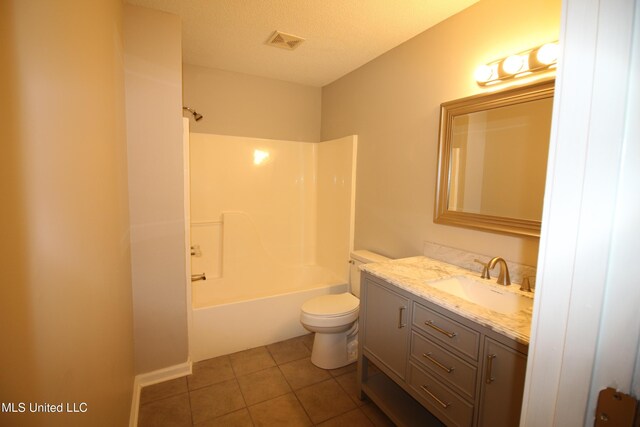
left=191, top=273, right=206, bottom=282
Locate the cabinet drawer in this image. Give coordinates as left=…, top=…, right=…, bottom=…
left=413, top=303, right=480, bottom=361
left=408, top=362, right=474, bottom=427
left=411, top=332, right=477, bottom=400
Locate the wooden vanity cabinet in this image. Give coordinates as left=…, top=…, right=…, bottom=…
left=359, top=272, right=528, bottom=427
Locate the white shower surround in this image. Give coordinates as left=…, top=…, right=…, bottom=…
left=188, top=133, right=356, bottom=361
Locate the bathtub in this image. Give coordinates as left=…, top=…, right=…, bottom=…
left=190, top=265, right=347, bottom=362
left=187, top=133, right=357, bottom=362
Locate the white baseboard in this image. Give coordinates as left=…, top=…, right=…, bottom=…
left=129, top=359, right=192, bottom=427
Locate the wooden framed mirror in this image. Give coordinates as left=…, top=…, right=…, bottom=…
left=434, top=79, right=555, bottom=237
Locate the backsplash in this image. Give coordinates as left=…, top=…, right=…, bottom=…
left=423, top=241, right=537, bottom=288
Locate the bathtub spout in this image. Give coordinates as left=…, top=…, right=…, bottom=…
left=191, top=273, right=206, bottom=282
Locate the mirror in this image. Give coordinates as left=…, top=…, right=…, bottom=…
left=434, top=79, right=554, bottom=237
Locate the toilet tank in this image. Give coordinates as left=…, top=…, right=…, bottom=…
left=349, top=250, right=391, bottom=298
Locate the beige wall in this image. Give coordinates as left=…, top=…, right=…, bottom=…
left=124, top=5, right=189, bottom=374
left=0, top=1, right=134, bottom=426
left=321, top=0, right=561, bottom=265
left=183, top=64, right=322, bottom=142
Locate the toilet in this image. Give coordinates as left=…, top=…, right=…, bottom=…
left=300, top=250, right=391, bottom=369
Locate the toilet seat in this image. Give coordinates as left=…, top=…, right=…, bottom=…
left=301, top=293, right=359, bottom=316
left=300, top=293, right=359, bottom=328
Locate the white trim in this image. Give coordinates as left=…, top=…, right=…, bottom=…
left=129, top=359, right=193, bottom=427
left=349, top=135, right=358, bottom=254
left=586, top=0, right=640, bottom=415
left=521, top=0, right=639, bottom=425
left=135, top=359, right=193, bottom=388
left=183, top=117, right=194, bottom=365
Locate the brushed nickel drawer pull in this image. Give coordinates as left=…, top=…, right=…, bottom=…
left=420, top=385, right=451, bottom=409
left=485, top=353, right=496, bottom=384
left=425, top=320, right=457, bottom=338
left=423, top=352, right=454, bottom=373
left=398, top=306, right=407, bottom=328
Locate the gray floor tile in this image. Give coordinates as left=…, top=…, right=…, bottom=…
left=138, top=392, right=192, bottom=427
left=267, top=335, right=311, bottom=365
left=237, top=366, right=292, bottom=405
left=190, top=378, right=246, bottom=424
left=329, top=361, right=357, bottom=377
left=360, top=402, right=396, bottom=427
left=135, top=336, right=397, bottom=427
left=279, top=357, right=331, bottom=390
left=229, top=346, right=276, bottom=377
left=248, top=393, right=312, bottom=427
left=317, top=408, right=375, bottom=427
left=335, top=370, right=366, bottom=406
left=188, top=355, right=235, bottom=390
left=193, top=408, right=254, bottom=427
left=140, top=376, right=188, bottom=404
left=295, top=378, right=357, bottom=424
left=301, top=333, right=315, bottom=351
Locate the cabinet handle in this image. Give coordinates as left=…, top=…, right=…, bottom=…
left=485, top=353, right=496, bottom=384
left=420, top=385, right=451, bottom=409
left=424, top=320, right=457, bottom=338
left=398, top=306, right=407, bottom=328
left=423, top=352, right=454, bottom=373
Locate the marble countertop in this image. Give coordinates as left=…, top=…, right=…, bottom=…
left=361, top=256, right=533, bottom=345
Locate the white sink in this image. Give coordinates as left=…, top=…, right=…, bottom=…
left=426, top=275, right=533, bottom=314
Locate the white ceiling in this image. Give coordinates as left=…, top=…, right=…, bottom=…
left=126, top=0, right=479, bottom=87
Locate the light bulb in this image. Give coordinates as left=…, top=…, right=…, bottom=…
left=536, top=43, right=559, bottom=65
left=502, top=55, right=524, bottom=75
left=474, top=64, right=495, bottom=83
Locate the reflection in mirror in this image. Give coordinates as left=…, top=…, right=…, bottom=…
left=435, top=80, right=554, bottom=237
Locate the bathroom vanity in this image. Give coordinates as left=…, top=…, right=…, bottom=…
left=357, top=257, right=533, bottom=427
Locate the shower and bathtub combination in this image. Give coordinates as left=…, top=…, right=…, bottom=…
left=188, top=132, right=358, bottom=362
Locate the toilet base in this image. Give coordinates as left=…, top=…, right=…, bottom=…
left=309, top=327, right=358, bottom=369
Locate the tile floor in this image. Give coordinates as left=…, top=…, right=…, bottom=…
left=138, top=334, right=395, bottom=426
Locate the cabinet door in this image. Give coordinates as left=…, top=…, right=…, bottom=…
left=363, top=279, right=410, bottom=380
left=478, top=337, right=527, bottom=427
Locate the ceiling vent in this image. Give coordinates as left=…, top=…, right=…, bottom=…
left=267, top=31, right=305, bottom=51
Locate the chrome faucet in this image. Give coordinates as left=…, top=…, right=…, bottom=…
left=488, top=257, right=511, bottom=286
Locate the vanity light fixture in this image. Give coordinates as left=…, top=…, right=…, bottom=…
left=475, top=41, right=558, bottom=86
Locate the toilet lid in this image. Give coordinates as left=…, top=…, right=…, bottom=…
left=301, top=293, right=359, bottom=317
